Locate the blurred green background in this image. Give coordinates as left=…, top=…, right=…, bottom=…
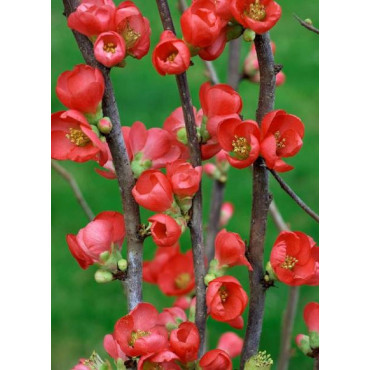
left=51, top=0, right=318, bottom=369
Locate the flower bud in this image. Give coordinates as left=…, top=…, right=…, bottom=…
left=304, top=18, right=313, bottom=25
left=295, top=334, right=311, bottom=356
left=244, top=351, right=273, bottom=370
left=227, top=23, right=244, bottom=41
left=98, top=117, right=113, bottom=134
left=176, top=127, right=188, bottom=144
left=204, top=273, right=216, bottom=286
left=265, top=261, right=277, bottom=281
left=309, top=331, right=319, bottom=349
left=203, top=163, right=217, bottom=178
left=118, top=259, right=127, bottom=272
left=243, top=29, right=256, bottom=42
left=219, top=202, right=234, bottom=227
left=95, top=269, right=114, bottom=283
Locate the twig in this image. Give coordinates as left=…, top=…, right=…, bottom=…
left=51, top=160, right=95, bottom=221
left=227, top=37, right=242, bottom=90
left=155, top=0, right=207, bottom=356
left=240, top=33, right=276, bottom=369
left=62, top=0, right=143, bottom=311
left=314, top=357, right=319, bottom=370
left=269, top=169, right=319, bottom=223
left=293, top=14, right=319, bottom=35
left=269, top=199, right=288, bottom=232
left=203, top=61, right=220, bottom=85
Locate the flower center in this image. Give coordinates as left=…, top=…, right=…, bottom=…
left=129, top=329, right=150, bottom=347
left=166, top=52, right=178, bottom=62
left=103, top=42, right=117, bottom=54
left=66, top=128, right=90, bottom=147
left=143, top=363, right=163, bottom=370
left=232, top=135, right=251, bottom=159
left=123, top=24, right=141, bottom=49
left=281, top=255, right=298, bottom=270
left=219, top=286, right=228, bottom=303
left=274, top=131, right=286, bottom=149
left=175, top=273, right=191, bottom=289
left=247, top=0, right=266, bottom=21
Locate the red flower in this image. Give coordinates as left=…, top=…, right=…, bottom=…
left=219, top=202, right=234, bottom=227
left=206, top=276, right=248, bottom=325
left=304, top=302, right=319, bottom=333
left=214, top=229, right=252, bottom=269
left=51, top=110, right=108, bottom=165
left=67, top=0, right=116, bottom=37
left=173, top=296, right=192, bottom=310
left=94, top=31, right=126, bottom=67
left=152, top=31, right=191, bottom=76
left=66, top=211, right=125, bottom=269
left=198, top=29, right=227, bottom=61
left=115, top=1, right=151, bottom=59
left=260, top=109, right=304, bottom=172
left=157, top=250, right=195, bottom=296
left=158, top=307, right=187, bottom=328
left=270, top=231, right=319, bottom=286
left=231, top=0, right=282, bottom=34
left=56, top=64, right=105, bottom=114
left=148, top=214, right=182, bottom=248
left=138, top=351, right=181, bottom=370
left=218, top=117, right=260, bottom=169
left=181, top=0, right=225, bottom=48
left=199, top=349, right=232, bottom=370
left=103, top=334, right=127, bottom=361
left=114, top=302, right=169, bottom=357
left=217, top=332, right=243, bottom=358
left=132, top=170, right=174, bottom=212
left=170, top=322, right=200, bottom=363
left=72, top=359, right=90, bottom=370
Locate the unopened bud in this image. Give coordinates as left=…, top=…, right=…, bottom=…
left=304, top=18, right=313, bottom=25
left=204, top=273, right=216, bottom=286
left=243, top=29, right=256, bottom=42
left=309, top=331, right=319, bottom=349
left=176, top=127, right=188, bottom=145
left=98, top=117, right=113, bottom=134
left=227, top=23, right=244, bottom=41
left=94, top=269, right=114, bottom=283
left=118, top=259, right=128, bottom=272
left=219, top=202, right=234, bottom=227
left=296, top=334, right=311, bottom=356
left=203, top=163, right=217, bottom=178
left=265, top=261, right=277, bottom=281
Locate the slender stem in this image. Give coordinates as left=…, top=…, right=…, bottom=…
left=313, top=357, right=319, bottom=370
left=51, top=161, right=95, bottom=221
left=62, top=0, right=143, bottom=311
left=293, top=14, right=319, bottom=35
left=155, top=0, right=207, bottom=356
left=227, top=37, right=242, bottom=90
left=240, top=33, right=276, bottom=369
left=269, top=199, right=288, bottom=232
left=203, top=61, right=220, bottom=85
left=269, top=169, right=319, bottom=223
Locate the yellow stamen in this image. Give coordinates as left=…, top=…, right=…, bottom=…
left=232, top=135, right=251, bottom=159
left=219, top=286, right=228, bottom=303
left=103, top=42, right=117, bottom=54
left=122, top=24, right=141, bottom=49
left=281, top=255, right=298, bottom=270
left=66, top=128, right=90, bottom=147
left=247, top=0, right=266, bottom=21
left=274, top=131, right=286, bottom=149
left=175, top=273, right=191, bottom=289
left=129, top=330, right=150, bottom=347
left=167, top=52, right=178, bottom=62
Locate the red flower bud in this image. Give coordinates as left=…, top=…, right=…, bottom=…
left=56, top=64, right=105, bottom=114
left=148, top=214, right=182, bottom=247
left=138, top=350, right=181, bottom=370
left=276, top=71, right=286, bottom=86
left=152, top=31, right=191, bottom=76
left=217, top=332, right=243, bottom=358
left=199, top=349, right=232, bottom=370
left=219, top=202, right=234, bottom=227
left=132, top=170, right=174, bottom=212
left=94, top=31, right=126, bottom=67
left=97, top=117, right=113, bottom=134
left=304, top=302, right=319, bottom=333
left=203, top=163, right=217, bottom=178
left=170, top=322, right=200, bottom=363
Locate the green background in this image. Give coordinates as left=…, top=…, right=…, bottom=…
left=51, top=0, right=318, bottom=369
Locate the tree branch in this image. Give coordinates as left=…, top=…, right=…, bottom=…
left=52, top=161, right=95, bottom=221
left=314, top=357, right=319, bottom=370
left=240, top=33, right=276, bottom=369
left=269, top=169, right=319, bottom=223
left=155, top=0, right=207, bottom=356
left=227, top=37, right=242, bottom=91
left=293, top=14, right=319, bottom=35
left=62, top=0, right=143, bottom=311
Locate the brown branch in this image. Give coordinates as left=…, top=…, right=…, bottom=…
left=293, top=14, right=319, bottom=35
left=155, top=0, right=207, bottom=356
left=240, top=33, right=276, bottom=369
left=51, top=161, right=95, bottom=221
left=314, top=357, right=319, bottom=370
left=269, top=169, right=319, bottom=223
left=227, top=37, right=242, bottom=90
left=62, top=0, right=143, bottom=311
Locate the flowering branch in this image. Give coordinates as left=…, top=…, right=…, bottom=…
left=62, top=0, right=143, bottom=311
left=269, top=169, right=319, bottom=223
left=293, top=14, right=319, bottom=35
left=51, top=160, right=95, bottom=221
left=240, top=33, right=276, bottom=368
left=155, top=0, right=207, bottom=356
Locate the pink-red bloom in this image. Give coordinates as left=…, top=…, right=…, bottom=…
left=198, top=29, right=227, bottom=61
left=218, top=117, right=260, bottom=168
left=132, top=170, right=174, bottom=212
left=304, top=302, right=319, bottom=333
left=56, top=64, right=105, bottom=114
left=170, top=322, right=200, bottom=363
left=199, top=349, right=232, bottom=370
left=103, top=334, right=127, bottom=361
left=152, top=31, right=191, bottom=76
left=217, top=332, right=243, bottom=358
left=260, top=110, right=305, bottom=172
left=214, top=229, right=252, bottom=269
left=138, top=351, right=181, bottom=370
left=66, top=211, right=125, bottom=269
left=72, top=359, right=90, bottom=370
left=94, top=31, right=126, bottom=67
left=114, top=303, right=168, bottom=357
left=148, top=214, right=182, bottom=248
left=219, top=202, right=234, bottom=227
left=231, top=0, right=282, bottom=34
left=158, top=307, right=187, bottom=328
left=270, top=231, right=319, bottom=286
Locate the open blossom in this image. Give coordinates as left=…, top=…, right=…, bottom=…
left=51, top=110, right=108, bottom=165
left=138, top=351, right=181, bottom=370
left=94, top=31, right=126, bottom=67
left=199, top=349, right=232, bottom=370
left=304, top=302, right=319, bottom=333
left=170, top=322, right=200, bottom=363
left=218, top=117, right=260, bottom=169
left=260, top=109, right=305, bottom=172
left=206, top=276, right=248, bottom=327
left=114, top=303, right=169, bottom=357
left=103, top=334, right=127, bottom=361
left=270, top=231, right=319, bottom=286
left=217, top=332, right=243, bottom=358
left=157, top=250, right=195, bottom=296
left=231, top=0, right=282, bottom=34
left=115, top=1, right=151, bottom=59
left=66, top=211, right=125, bottom=269
left=158, top=307, right=187, bottom=328
left=56, top=64, right=105, bottom=114
left=152, top=31, right=191, bottom=76
left=67, top=0, right=116, bottom=37
left=214, top=229, right=252, bottom=269
left=198, top=29, right=227, bottom=61
left=132, top=170, right=174, bottom=212
left=148, top=214, right=182, bottom=248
